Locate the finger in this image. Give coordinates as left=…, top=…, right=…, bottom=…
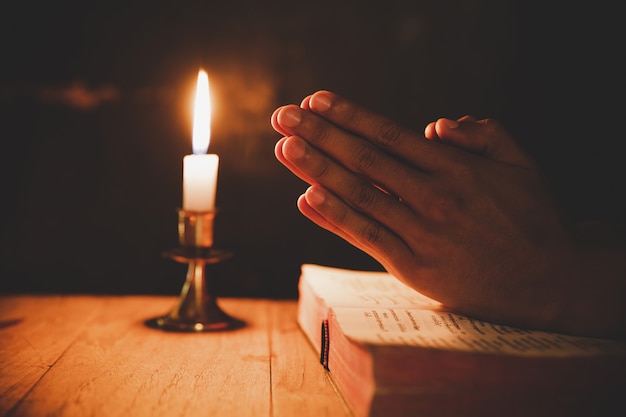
left=274, top=106, right=442, bottom=210
left=424, top=121, right=442, bottom=142
left=280, top=135, right=424, bottom=244
left=276, top=135, right=333, bottom=187
left=297, top=186, right=418, bottom=277
left=275, top=136, right=316, bottom=185
left=425, top=116, right=477, bottom=144
left=270, top=94, right=314, bottom=136
left=303, top=90, right=452, bottom=172
left=297, top=190, right=358, bottom=247
left=433, top=117, right=536, bottom=168
left=271, top=106, right=292, bottom=137
left=300, top=95, right=312, bottom=109
left=433, top=118, right=487, bottom=153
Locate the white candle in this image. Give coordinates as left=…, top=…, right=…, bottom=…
left=183, top=69, right=219, bottom=212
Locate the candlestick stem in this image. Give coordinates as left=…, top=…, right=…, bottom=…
left=146, top=210, right=243, bottom=332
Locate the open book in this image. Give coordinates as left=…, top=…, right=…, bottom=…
left=297, top=264, right=626, bottom=417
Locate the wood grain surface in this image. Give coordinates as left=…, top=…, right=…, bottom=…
left=0, top=295, right=350, bottom=417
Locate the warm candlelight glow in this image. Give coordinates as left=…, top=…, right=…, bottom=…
left=192, top=69, right=211, bottom=154
left=183, top=69, right=219, bottom=212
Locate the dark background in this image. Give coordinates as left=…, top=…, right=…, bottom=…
left=0, top=0, right=623, bottom=298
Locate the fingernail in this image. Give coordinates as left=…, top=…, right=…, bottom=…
left=278, top=107, right=301, bottom=127
left=306, top=186, right=326, bottom=206
left=311, top=92, right=331, bottom=112
left=284, top=137, right=306, bottom=159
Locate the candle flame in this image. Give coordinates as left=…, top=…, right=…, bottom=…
left=192, top=69, right=211, bottom=154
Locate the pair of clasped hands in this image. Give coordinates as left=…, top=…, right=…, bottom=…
left=271, top=90, right=626, bottom=340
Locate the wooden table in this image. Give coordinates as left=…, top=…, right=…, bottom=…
left=0, top=295, right=351, bottom=417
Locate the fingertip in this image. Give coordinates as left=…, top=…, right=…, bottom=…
left=297, top=192, right=317, bottom=218
left=300, top=95, right=312, bottom=109
left=304, top=185, right=326, bottom=207
left=271, top=106, right=292, bottom=136
left=282, top=135, right=306, bottom=160
left=296, top=193, right=308, bottom=211
left=270, top=107, right=281, bottom=129
left=274, top=136, right=288, bottom=159
left=298, top=187, right=328, bottom=225
left=424, top=122, right=437, bottom=140
left=309, top=90, right=332, bottom=113
left=273, top=105, right=302, bottom=132
left=434, top=118, right=459, bottom=138
left=439, top=118, right=459, bottom=129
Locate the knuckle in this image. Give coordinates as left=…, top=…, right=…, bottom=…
left=351, top=143, right=377, bottom=173
left=313, top=121, right=331, bottom=143
left=333, top=202, right=350, bottom=224
left=361, top=220, right=384, bottom=247
left=349, top=181, right=376, bottom=211
left=423, top=188, right=466, bottom=223
left=374, top=119, right=403, bottom=147
left=309, top=158, right=331, bottom=180
left=340, top=103, right=361, bottom=127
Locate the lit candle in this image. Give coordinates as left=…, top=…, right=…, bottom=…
left=183, top=69, right=219, bottom=212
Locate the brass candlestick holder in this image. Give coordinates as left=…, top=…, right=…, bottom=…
left=145, top=209, right=244, bottom=332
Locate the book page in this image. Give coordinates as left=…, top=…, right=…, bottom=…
left=331, top=307, right=626, bottom=357
left=302, top=264, right=441, bottom=309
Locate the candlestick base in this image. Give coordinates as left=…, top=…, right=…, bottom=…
left=146, top=247, right=244, bottom=332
